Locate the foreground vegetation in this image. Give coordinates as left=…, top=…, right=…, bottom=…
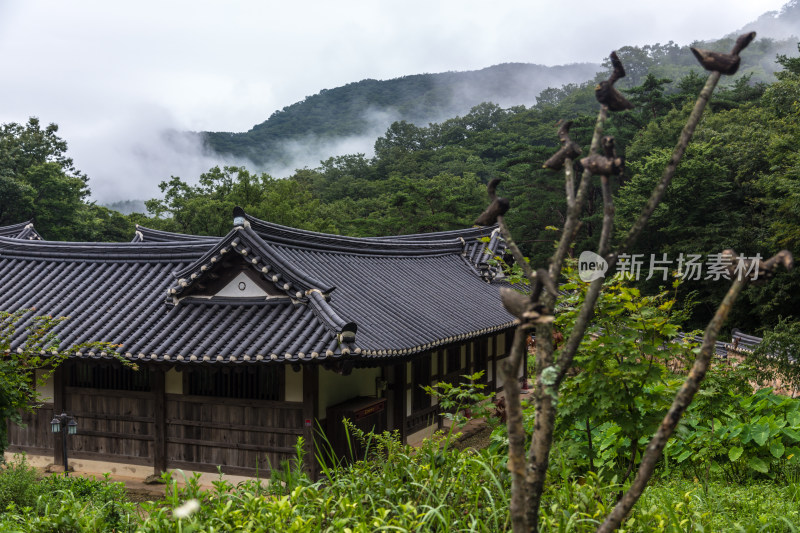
left=1, top=321, right=800, bottom=532
left=2, top=402, right=800, bottom=532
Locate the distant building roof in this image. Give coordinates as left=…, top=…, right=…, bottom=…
left=0, top=221, right=42, bottom=241
left=0, top=211, right=514, bottom=365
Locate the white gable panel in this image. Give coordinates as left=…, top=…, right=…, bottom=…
left=214, top=271, right=271, bottom=298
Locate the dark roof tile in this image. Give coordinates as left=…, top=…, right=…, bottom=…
left=0, top=215, right=515, bottom=363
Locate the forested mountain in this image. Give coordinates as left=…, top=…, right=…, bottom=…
left=143, top=38, right=800, bottom=332
left=3, top=3, right=800, bottom=334
left=200, top=0, right=800, bottom=169
left=731, top=0, right=800, bottom=40
left=201, top=62, right=602, bottom=165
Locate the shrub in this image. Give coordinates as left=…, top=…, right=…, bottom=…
left=665, top=387, right=800, bottom=483
left=0, top=455, right=41, bottom=511
left=0, top=456, right=135, bottom=533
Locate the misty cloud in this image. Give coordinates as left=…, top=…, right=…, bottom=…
left=68, top=105, right=253, bottom=202
left=263, top=107, right=404, bottom=178
left=0, top=1, right=792, bottom=206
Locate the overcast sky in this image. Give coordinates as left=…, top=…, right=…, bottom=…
left=0, top=0, right=791, bottom=202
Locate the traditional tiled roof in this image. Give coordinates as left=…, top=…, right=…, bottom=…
left=729, top=328, right=763, bottom=353
left=0, top=221, right=42, bottom=240
left=0, top=212, right=515, bottom=364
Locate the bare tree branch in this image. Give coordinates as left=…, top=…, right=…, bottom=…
left=525, top=319, right=556, bottom=529
left=619, top=70, right=721, bottom=253
left=547, top=107, right=608, bottom=291
left=500, top=326, right=534, bottom=533
left=496, top=35, right=765, bottom=530
left=598, top=278, right=744, bottom=531
left=597, top=174, right=615, bottom=257
left=555, top=66, right=721, bottom=385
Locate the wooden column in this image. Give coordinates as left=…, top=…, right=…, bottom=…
left=436, top=351, right=444, bottom=430
left=491, top=335, right=498, bottom=392
left=152, top=366, right=167, bottom=476
left=302, top=364, right=319, bottom=478
left=393, top=362, right=407, bottom=444
left=52, top=366, right=65, bottom=467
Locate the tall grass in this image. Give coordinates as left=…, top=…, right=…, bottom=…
left=136, top=425, right=511, bottom=532
left=0, top=454, right=136, bottom=533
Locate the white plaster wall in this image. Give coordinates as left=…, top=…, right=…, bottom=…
left=165, top=368, right=182, bottom=394
left=285, top=368, right=303, bottom=402
left=35, top=370, right=53, bottom=403
left=318, top=367, right=381, bottom=415
left=496, top=332, right=507, bottom=388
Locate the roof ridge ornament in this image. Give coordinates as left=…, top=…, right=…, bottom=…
left=306, top=288, right=357, bottom=344
left=233, top=206, right=250, bottom=228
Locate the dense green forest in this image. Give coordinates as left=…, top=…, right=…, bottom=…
left=200, top=23, right=799, bottom=168
left=2, top=34, right=799, bottom=333
left=150, top=41, right=800, bottom=331
left=201, top=62, right=602, bottom=165
left=0, top=119, right=134, bottom=242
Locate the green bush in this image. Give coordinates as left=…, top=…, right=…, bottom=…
left=665, top=387, right=800, bottom=482
left=0, top=455, right=41, bottom=511
left=0, top=456, right=136, bottom=533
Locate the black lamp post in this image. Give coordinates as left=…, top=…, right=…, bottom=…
left=50, top=412, right=77, bottom=474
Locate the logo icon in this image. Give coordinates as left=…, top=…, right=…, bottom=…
left=578, top=251, right=608, bottom=282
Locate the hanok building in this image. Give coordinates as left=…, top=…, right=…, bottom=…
left=0, top=210, right=518, bottom=478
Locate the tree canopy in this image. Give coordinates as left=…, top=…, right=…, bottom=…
left=3, top=39, right=799, bottom=333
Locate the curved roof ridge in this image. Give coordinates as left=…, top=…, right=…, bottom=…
left=245, top=214, right=468, bottom=256
left=168, top=226, right=334, bottom=301
left=133, top=224, right=219, bottom=243
left=367, top=224, right=498, bottom=242
left=0, top=235, right=211, bottom=262
left=127, top=212, right=497, bottom=258
left=0, top=220, right=34, bottom=234
left=0, top=221, right=42, bottom=240
left=306, top=289, right=358, bottom=346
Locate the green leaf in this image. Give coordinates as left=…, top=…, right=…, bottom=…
left=770, top=440, right=786, bottom=459
left=728, top=446, right=744, bottom=462
left=752, top=424, right=770, bottom=446
left=782, top=428, right=800, bottom=442
left=748, top=457, right=769, bottom=474
left=787, top=410, right=800, bottom=427
left=676, top=450, right=693, bottom=463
